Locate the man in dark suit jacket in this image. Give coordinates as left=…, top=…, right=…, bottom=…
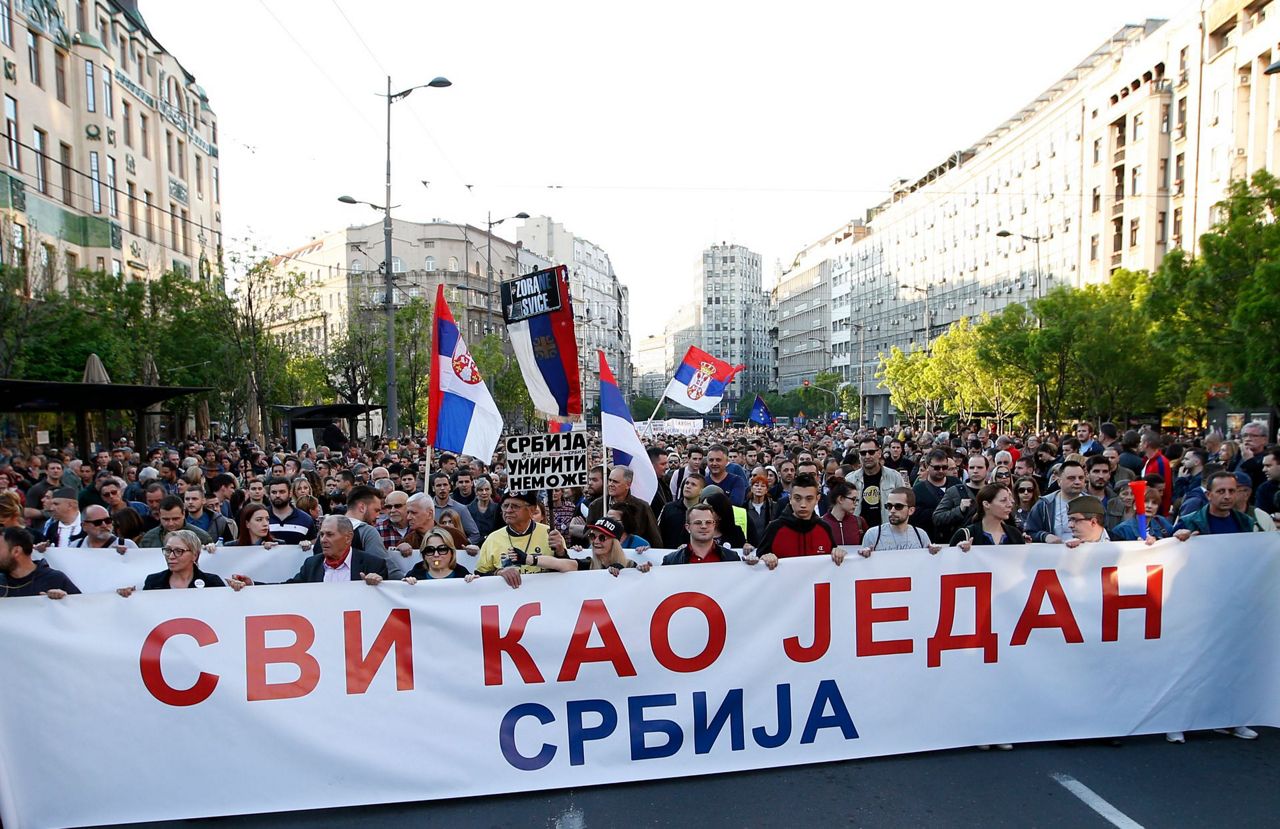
left=230, top=515, right=391, bottom=587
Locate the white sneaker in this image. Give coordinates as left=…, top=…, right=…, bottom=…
left=1166, top=731, right=1185, bottom=743
left=1216, top=726, right=1258, bottom=740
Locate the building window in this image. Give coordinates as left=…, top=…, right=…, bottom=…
left=140, top=114, right=150, bottom=158
left=351, top=260, right=364, bottom=273
left=75, top=0, right=86, bottom=31
left=1158, top=158, right=1169, bottom=190
left=85, top=61, right=97, bottom=112
left=1132, top=112, right=1144, bottom=143
left=1160, top=104, right=1170, bottom=134
left=1157, top=211, right=1167, bottom=244
left=0, top=0, right=10, bottom=48
left=89, top=151, right=101, bottom=212
left=194, top=155, right=203, bottom=198
left=391, top=257, right=404, bottom=273
left=180, top=209, right=190, bottom=255
left=176, top=138, right=185, bottom=178
left=212, top=166, right=219, bottom=202
left=112, top=259, right=122, bottom=276
left=424, top=256, right=435, bottom=270
left=1176, top=97, right=1187, bottom=129
left=447, top=256, right=459, bottom=270
left=1131, top=165, right=1142, bottom=196
left=127, top=181, right=137, bottom=234
left=106, top=156, right=117, bottom=216
left=144, top=190, right=154, bottom=241
left=54, top=49, right=67, bottom=103
left=1129, top=217, right=1140, bottom=247
left=59, top=143, right=73, bottom=205
left=1090, top=234, right=1099, bottom=261
left=1092, top=138, right=1101, bottom=164
left=169, top=204, right=179, bottom=249
left=1091, top=186, right=1101, bottom=212
left=103, top=69, right=113, bottom=119
left=28, top=31, right=42, bottom=87
left=122, top=101, right=132, bottom=146
left=165, top=130, right=173, bottom=173
left=33, top=128, right=48, bottom=194
left=3, top=95, right=17, bottom=171
left=1172, top=207, right=1183, bottom=243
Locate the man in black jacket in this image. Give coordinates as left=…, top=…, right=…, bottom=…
left=231, top=515, right=389, bottom=586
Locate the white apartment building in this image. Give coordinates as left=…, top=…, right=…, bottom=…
left=262, top=218, right=534, bottom=354
left=518, top=215, right=632, bottom=412
left=1, top=0, right=222, bottom=286
left=780, top=1, right=1280, bottom=425
left=699, top=243, right=767, bottom=407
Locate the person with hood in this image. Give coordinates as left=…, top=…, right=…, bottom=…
left=755, top=473, right=837, bottom=564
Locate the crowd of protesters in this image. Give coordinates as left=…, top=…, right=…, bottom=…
left=0, top=416, right=1276, bottom=742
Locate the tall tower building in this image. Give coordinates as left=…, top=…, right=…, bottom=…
left=698, top=243, right=766, bottom=407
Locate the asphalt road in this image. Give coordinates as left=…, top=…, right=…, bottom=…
left=102, top=728, right=1278, bottom=828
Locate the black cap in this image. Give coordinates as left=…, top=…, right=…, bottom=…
left=505, top=491, right=539, bottom=506
left=589, top=517, right=622, bottom=540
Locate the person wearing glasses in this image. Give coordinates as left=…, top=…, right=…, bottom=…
left=117, top=530, right=227, bottom=595
left=861, top=488, right=940, bottom=554
left=535, top=518, right=653, bottom=576
left=1011, top=476, right=1041, bottom=532
left=951, top=484, right=1026, bottom=549
left=848, top=438, right=906, bottom=530
left=67, top=505, right=137, bottom=552
left=911, top=449, right=960, bottom=542
left=403, top=528, right=470, bottom=582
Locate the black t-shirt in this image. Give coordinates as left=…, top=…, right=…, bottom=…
left=0, top=561, right=81, bottom=598
left=860, top=470, right=884, bottom=526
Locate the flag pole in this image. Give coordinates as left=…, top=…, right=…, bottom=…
left=642, top=395, right=664, bottom=436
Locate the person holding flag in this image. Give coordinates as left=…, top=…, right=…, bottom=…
left=598, top=350, right=659, bottom=505
left=428, top=285, right=503, bottom=463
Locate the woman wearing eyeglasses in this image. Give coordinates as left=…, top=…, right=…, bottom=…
left=403, top=528, right=470, bottom=582
left=117, top=529, right=229, bottom=596
left=1011, top=476, right=1041, bottom=531
left=535, top=518, right=653, bottom=577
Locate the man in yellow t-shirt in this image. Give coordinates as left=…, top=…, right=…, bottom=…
left=475, top=492, right=567, bottom=588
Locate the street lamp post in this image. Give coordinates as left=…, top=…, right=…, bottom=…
left=996, top=229, right=1044, bottom=433
left=899, top=284, right=930, bottom=345
left=486, top=211, right=530, bottom=337
left=850, top=322, right=866, bottom=426
left=339, top=74, right=450, bottom=441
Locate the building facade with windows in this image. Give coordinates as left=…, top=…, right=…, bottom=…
left=698, top=243, right=767, bottom=407
left=518, top=215, right=633, bottom=410
left=261, top=218, right=535, bottom=355
left=775, top=1, right=1280, bottom=425
left=0, top=0, right=221, bottom=287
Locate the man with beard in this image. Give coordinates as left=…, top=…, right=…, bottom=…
left=266, top=477, right=315, bottom=545
left=1025, top=459, right=1089, bottom=543
left=1, top=527, right=78, bottom=598
left=934, top=453, right=990, bottom=542
left=863, top=488, right=940, bottom=553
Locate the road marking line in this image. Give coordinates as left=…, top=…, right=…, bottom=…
left=1050, top=772, right=1144, bottom=829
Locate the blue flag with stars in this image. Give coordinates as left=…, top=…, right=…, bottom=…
left=749, top=395, right=774, bottom=426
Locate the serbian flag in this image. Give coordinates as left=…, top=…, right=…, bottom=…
left=599, top=350, right=658, bottom=502
left=749, top=394, right=774, bottom=426
left=428, top=285, right=503, bottom=461
left=663, top=346, right=744, bottom=414
left=548, top=420, right=584, bottom=433
left=507, top=265, right=582, bottom=421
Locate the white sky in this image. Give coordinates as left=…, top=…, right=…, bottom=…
left=145, top=0, right=1189, bottom=348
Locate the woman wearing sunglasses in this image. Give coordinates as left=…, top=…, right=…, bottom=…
left=117, top=530, right=229, bottom=596
left=1011, top=476, right=1041, bottom=531
left=536, top=518, right=653, bottom=577
left=404, top=528, right=470, bottom=582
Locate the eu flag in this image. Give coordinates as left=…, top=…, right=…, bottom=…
left=749, top=395, right=774, bottom=426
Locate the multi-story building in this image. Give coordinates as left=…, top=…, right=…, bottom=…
left=262, top=218, right=533, bottom=354
left=779, top=2, right=1280, bottom=425
left=632, top=334, right=666, bottom=400
left=770, top=247, right=831, bottom=394
left=699, top=243, right=767, bottom=407
left=518, top=215, right=632, bottom=413
left=1, top=0, right=222, bottom=286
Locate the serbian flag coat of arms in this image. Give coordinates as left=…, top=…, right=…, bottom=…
left=428, top=284, right=503, bottom=461
left=663, top=346, right=745, bottom=414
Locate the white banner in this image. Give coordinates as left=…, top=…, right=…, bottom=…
left=637, top=418, right=705, bottom=437
left=2, top=536, right=1279, bottom=828
left=40, top=544, right=314, bottom=593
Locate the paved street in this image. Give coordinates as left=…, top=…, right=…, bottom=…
left=107, top=728, right=1278, bottom=828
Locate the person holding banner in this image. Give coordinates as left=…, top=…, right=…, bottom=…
left=118, top=530, right=228, bottom=596
left=403, top=528, right=470, bottom=583
left=230, top=516, right=389, bottom=587
left=535, top=518, right=653, bottom=577
left=1111, top=487, right=1173, bottom=541
left=0, top=527, right=78, bottom=599
left=474, top=492, right=567, bottom=588
left=230, top=503, right=280, bottom=548
left=951, top=484, right=1027, bottom=549
left=661, top=503, right=743, bottom=566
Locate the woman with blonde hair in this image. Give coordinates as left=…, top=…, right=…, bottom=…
left=0, top=491, right=24, bottom=528
left=537, top=518, right=652, bottom=577
left=403, top=528, right=470, bottom=582
left=437, top=508, right=478, bottom=554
